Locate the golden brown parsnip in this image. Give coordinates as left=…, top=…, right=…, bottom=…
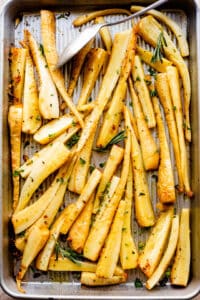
left=81, top=272, right=127, bottom=286
left=95, top=17, right=112, bottom=52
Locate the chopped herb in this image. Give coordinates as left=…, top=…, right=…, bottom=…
left=55, top=241, right=83, bottom=264
left=50, top=94, right=54, bottom=97
left=145, top=116, right=149, bottom=123
left=94, top=130, right=126, bottom=152
left=165, top=267, right=171, bottom=278
left=89, top=165, right=95, bottom=173
left=187, top=126, right=191, bottom=131
left=17, top=230, right=26, bottom=237
left=99, top=162, right=105, bottom=168
left=80, top=157, right=86, bottom=165
left=35, top=115, right=41, bottom=121
left=26, top=159, right=33, bottom=166
left=72, top=120, right=77, bottom=127
left=88, top=97, right=92, bottom=102
left=13, top=169, right=24, bottom=177
left=135, top=278, right=143, bottom=288
left=138, top=241, right=145, bottom=250
left=150, top=90, right=158, bottom=97
left=116, top=69, right=120, bottom=75
left=139, top=192, right=145, bottom=196
left=99, top=182, right=111, bottom=203
left=66, top=133, right=80, bottom=149
left=57, top=12, right=70, bottom=20
left=148, top=67, right=157, bottom=77
left=129, top=101, right=133, bottom=107
left=173, top=106, right=177, bottom=111
left=48, top=133, right=55, bottom=138
left=122, top=227, right=127, bottom=231
left=151, top=31, right=167, bottom=63
left=145, top=79, right=151, bottom=86
left=39, top=44, right=44, bottom=56
left=159, top=275, right=168, bottom=287
left=135, top=75, right=141, bottom=82
left=56, top=177, right=64, bottom=183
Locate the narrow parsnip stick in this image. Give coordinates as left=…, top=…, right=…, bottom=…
left=139, top=209, right=173, bottom=277
left=155, top=73, right=183, bottom=192
left=8, top=104, right=23, bottom=210
left=95, top=17, right=112, bottom=52
left=132, top=55, right=156, bottom=128
left=166, top=66, right=193, bottom=197
left=10, top=48, right=27, bottom=104
left=25, top=30, right=59, bottom=119
left=73, top=8, right=131, bottom=26
left=129, top=78, right=159, bottom=170
left=96, top=200, right=126, bottom=278
left=81, top=272, right=127, bottom=286
left=171, top=208, right=191, bottom=287
left=15, top=141, right=70, bottom=212
left=120, top=165, right=138, bottom=269
left=40, top=10, right=84, bottom=127
left=93, top=144, right=124, bottom=214
left=68, top=40, right=93, bottom=97
left=152, top=88, right=176, bottom=204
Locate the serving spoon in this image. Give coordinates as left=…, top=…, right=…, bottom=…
left=57, top=0, right=168, bottom=68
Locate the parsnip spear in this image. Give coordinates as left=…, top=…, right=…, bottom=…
left=8, top=104, right=23, bottom=210
left=16, top=225, right=49, bottom=293
left=68, top=40, right=93, bottom=97
left=76, top=30, right=131, bottom=153
left=166, top=66, right=193, bottom=197
left=67, top=194, right=94, bottom=253
left=152, top=88, right=176, bottom=204
left=138, top=16, right=191, bottom=141
left=136, top=46, right=172, bottom=72
left=94, top=17, right=112, bottom=52
left=129, top=78, right=159, bottom=171
left=93, top=144, right=124, bottom=214
left=139, top=209, right=173, bottom=277
left=131, top=6, right=189, bottom=57
left=96, top=200, right=126, bottom=278
left=84, top=109, right=131, bottom=261
left=36, top=169, right=101, bottom=271
left=10, top=48, right=27, bottom=104
left=120, top=165, right=138, bottom=270
left=171, top=208, right=191, bottom=287
left=25, top=30, right=59, bottom=119
left=33, top=114, right=75, bottom=145
left=155, top=73, right=183, bottom=192
left=81, top=272, right=127, bottom=286
left=146, top=214, right=179, bottom=289
left=132, top=55, right=156, bottom=128
left=21, top=46, right=42, bottom=134
left=40, top=10, right=84, bottom=127
left=15, top=141, right=70, bottom=212
left=77, top=48, right=107, bottom=109
left=126, top=106, right=155, bottom=227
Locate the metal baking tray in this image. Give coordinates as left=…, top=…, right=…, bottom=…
left=0, top=0, right=200, bottom=298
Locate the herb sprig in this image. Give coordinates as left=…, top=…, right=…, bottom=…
left=55, top=241, right=84, bottom=264
left=151, top=31, right=167, bottom=63
left=93, top=130, right=126, bottom=153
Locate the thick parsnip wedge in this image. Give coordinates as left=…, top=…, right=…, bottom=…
left=68, top=130, right=95, bottom=194
left=8, top=104, right=23, bottom=210
left=25, top=30, right=59, bottom=119
left=93, top=144, right=124, bottom=214
left=152, top=91, right=176, bottom=203
left=77, top=48, right=107, bottom=108
left=171, top=208, right=190, bottom=287
left=67, top=195, right=94, bottom=253
left=95, top=17, right=112, bottom=52
left=136, top=46, right=172, bottom=72
left=127, top=107, right=155, bottom=227
left=132, top=55, right=155, bottom=128
left=129, top=78, right=159, bottom=170
left=96, top=200, right=126, bottom=278
left=73, top=8, right=131, bottom=26
left=15, top=141, right=70, bottom=212
left=33, top=114, right=75, bottom=145
left=139, top=209, right=173, bottom=277
left=81, top=272, right=127, bottom=286
left=10, top=48, right=27, bottom=104
left=76, top=30, right=131, bottom=153
left=84, top=112, right=130, bottom=261
left=166, top=66, right=192, bottom=197
left=120, top=165, right=138, bottom=270
left=18, top=126, right=79, bottom=178
left=146, top=214, right=179, bottom=290
left=36, top=169, right=101, bottom=271
left=138, top=16, right=191, bottom=141
left=16, top=225, right=49, bottom=293
left=68, top=40, right=93, bottom=97
left=96, top=79, right=127, bottom=148
left=156, top=73, right=183, bottom=192
left=40, top=10, right=84, bottom=127
left=131, top=6, right=189, bottom=57
left=22, top=48, right=41, bottom=134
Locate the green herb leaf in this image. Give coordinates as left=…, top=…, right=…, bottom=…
left=66, top=133, right=80, bottom=149
left=150, top=90, right=158, bottom=97
left=99, top=162, right=105, bottom=168
left=39, top=44, right=44, bottom=56
left=148, top=67, right=157, bottom=77
left=55, top=241, right=84, bottom=264
left=138, top=241, right=145, bottom=250
left=151, top=31, right=167, bottom=63
left=93, top=130, right=126, bottom=152
left=89, top=165, right=95, bottom=173
left=135, top=278, right=143, bottom=288
left=13, top=169, right=24, bottom=177
left=80, top=157, right=86, bottom=165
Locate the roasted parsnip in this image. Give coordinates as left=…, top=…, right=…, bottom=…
left=129, top=78, right=159, bottom=171
left=139, top=209, right=173, bottom=277
left=94, top=17, right=112, bottom=52
left=8, top=104, right=23, bottom=210
left=171, top=208, right=190, bottom=287
left=81, top=272, right=127, bottom=286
